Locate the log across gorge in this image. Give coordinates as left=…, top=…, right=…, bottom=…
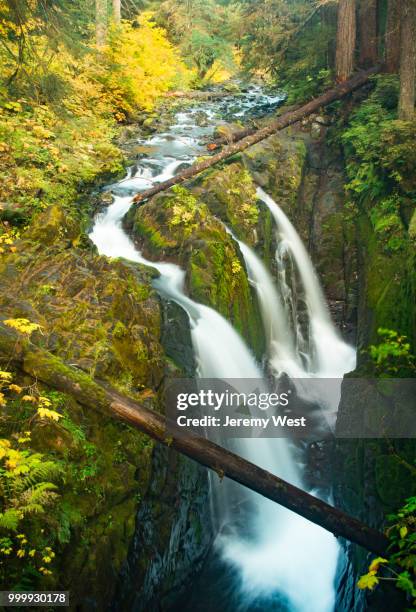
left=0, top=323, right=388, bottom=557
left=133, top=66, right=380, bottom=205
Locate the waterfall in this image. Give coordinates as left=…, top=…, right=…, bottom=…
left=256, top=186, right=356, bottom=378
left=218, top=198, right=356, bottom=612
left=91, top=189, right=340, bottom=612
left=89, top=90, right=356, bottom=612
left=90, top=199, right=262, bottom=381
left=233, top=237, right=305, bottom=378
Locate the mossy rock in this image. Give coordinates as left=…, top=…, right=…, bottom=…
left=242, top=131, right=307, bottom=216
left=0, top=242, right=165, bottom=394
left=201, top=163, right=260, bottom=246
left=131, top=185, right=265, bottom=357
left=356, top=214, right=416, bottom=349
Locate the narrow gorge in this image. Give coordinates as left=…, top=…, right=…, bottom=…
left=88, top=88, right=356, bottom=611
left=1, top=1, right=415, bottom=610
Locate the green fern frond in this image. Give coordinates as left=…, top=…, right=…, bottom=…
left=0, top=508, right=21, bottom=531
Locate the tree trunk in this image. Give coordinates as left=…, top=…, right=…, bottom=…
left=0, top=323, right=389, bottom=557
left=96, top=0, right=107, bottom=48
left=336, top=0, right=357, bottom=81
left=133, top=66, right=379, bottom=204
left=323, top=1, right=338, bottom=70
left=385, top=0, right=401, bottom=73
left=112, top=0, right=121, bottom=24
left=358, top=0, right=378, bottom=67
left=398, top=0, right=416, bottom=119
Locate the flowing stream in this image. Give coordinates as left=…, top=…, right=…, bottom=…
left=89, top=86, right=356, bottom=612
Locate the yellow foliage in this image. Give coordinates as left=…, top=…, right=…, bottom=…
left=368, top=557, right=388, bottom=573
left=8, top=384, right=22, bottom=393
left=88, top=14, right=191, bottom=117
left=0, top=366, right=61, bottom=422
left=3, top=318, right=42, bottom=335
left=37, top=407, right=62, bottom=422
left=22, top=395, right=38, bottom=403
left=357, top=571, right=379, bottom=590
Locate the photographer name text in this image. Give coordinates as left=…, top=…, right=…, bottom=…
left=176, top=415, right=306, bottom=428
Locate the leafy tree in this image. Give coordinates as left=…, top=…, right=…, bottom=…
left=156, top=0, right=236, bottom=81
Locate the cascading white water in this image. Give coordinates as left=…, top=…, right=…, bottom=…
left=257, top=186, right=356, bottom=378
left=232, top=236, right=305, bottom=378
left=89, top=155, right=268, bottom=547
left=219, top=205, right=356, bottom=612
left=89, top=90, right=356, bottom=612
left=89, top=190, right=262, bottom=382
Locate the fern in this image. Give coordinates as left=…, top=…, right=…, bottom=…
left=17, top=483, right=59, bottom=515
left=0, top=508, right=21, bottom=531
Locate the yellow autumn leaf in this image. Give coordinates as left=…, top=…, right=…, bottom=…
left=37, top=407, right=62, bottom=421
left=22, top=395, right=38, bottom=403
left=3, top=318, right=42, bottom=335
left=38, top=396, right=52, bottom=407
left=368, top=557, right=388, bottom=573
left=357, top=571, right=379, bottom=590
left=8, top=384, right=22, bottom=393
left=400, top=526, right=408, bottom=538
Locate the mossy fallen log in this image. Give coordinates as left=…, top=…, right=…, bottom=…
left=0, top=322, right=388, bottom=557
left=133, top=66, right=380, bottom=205
left=164, top=90, right=236, bottom=100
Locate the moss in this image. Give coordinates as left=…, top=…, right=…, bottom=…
left=357, top=214, right=416, bottom=348
left=202, top=163, right=260, bottom=245
left=134, top=217, right=175, bottom=252
left=188, top=237, right=265, bottom=357
left=242, top=131, right=307, bottom=216
left=0, top=230, right=168, bottom=404
left=375, top=453, right=416, bottom=509
left=131, top=186, right=266, bottom=357
left=409, top=209, right=416, bottom=241
left=113, top=320, right=128, bottom=339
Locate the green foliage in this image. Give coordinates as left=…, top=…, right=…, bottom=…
left=358, top=497, right=416, bottom=605
left=341, top=76, right=415, bottom=254
left=169, top=185, right=203, bottom=237
left=0, top=98, right=124, bottom=226
left=0, top=365, right=147, bottom=590
left=0, top=434, right=63, bottom=585
left=186, top=29, right=230, bottom=80
left=367, top=328, right=415, bottom=376
left=156, top=0, right=237, bottom=82
left=237, top=0, right=334, bottom=100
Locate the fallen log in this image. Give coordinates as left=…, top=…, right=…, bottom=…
left=164, top=90, right=236, bottom=100
left=0, top=322, right=388, bottom=556
left=133, top=66, right=379, bottom=204
left=207, top=104, right=302, bottom=149
left=207, top=123, right=260, bottom=150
